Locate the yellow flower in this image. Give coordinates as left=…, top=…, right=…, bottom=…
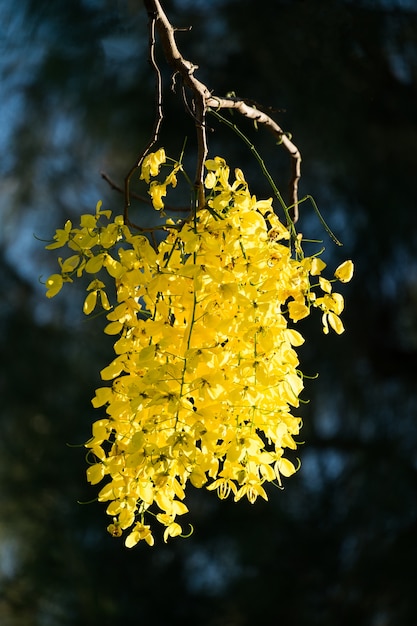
left=149, top=181, right=167, bottom=210
left=207, top=476, right=238, bottom=500
left=125, top=523, right=154, bottom=548
left=140, top=148, right=166, bottom=183
left=154, top=513, right=183, bottom=542
left=45, top=220, right=72, bottom=250
left=107, top=519, right=123, bottom=537
left=45, top=273, right=63, bottom=298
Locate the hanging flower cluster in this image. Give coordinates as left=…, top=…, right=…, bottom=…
left=45, top=150, right=353, bottom=547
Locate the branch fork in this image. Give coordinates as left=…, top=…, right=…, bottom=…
left=126, top=0, right=302, bottom=222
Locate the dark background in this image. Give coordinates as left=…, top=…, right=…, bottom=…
left=1, top=0, right=417, bottom=624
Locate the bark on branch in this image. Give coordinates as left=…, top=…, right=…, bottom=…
left=142, top=0, right=301, bottom=221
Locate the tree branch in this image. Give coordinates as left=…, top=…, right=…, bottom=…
left=143, top=0, right=302, bottom=221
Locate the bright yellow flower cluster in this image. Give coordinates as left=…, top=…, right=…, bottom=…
left=45, top=152, right=353, bottom=547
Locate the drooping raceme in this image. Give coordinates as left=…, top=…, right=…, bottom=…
left=45, top=152, right=353, bottom=546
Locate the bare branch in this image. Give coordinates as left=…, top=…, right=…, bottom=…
left=143, top=0, right=302, bottom=222
left=194, top=93, right=208, bottom=210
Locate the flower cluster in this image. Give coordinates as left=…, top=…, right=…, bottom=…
left=45, top=150, right=353, bottom=547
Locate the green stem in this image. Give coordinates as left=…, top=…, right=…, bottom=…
left=175, top=251, right=198, bottom=428
left=303, top=195, right=342, bottom=246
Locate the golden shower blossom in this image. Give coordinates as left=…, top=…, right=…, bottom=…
left=45, top=151, right=353, bottom=546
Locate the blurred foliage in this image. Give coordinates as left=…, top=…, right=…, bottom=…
left=1, top=0, right=417, bottom=624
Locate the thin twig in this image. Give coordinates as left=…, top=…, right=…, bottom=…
left=124, top=10, right=163, bottom=225
left=101, top=171, right=190, bottom=212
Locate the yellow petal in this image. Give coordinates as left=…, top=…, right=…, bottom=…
left=163, top=523, right=182, bottom=543
left=319, top=277, right=332, bottom=293
left=277, top=458, right=297, bottom=477
left=104, top=321, right=123, bottom=335
left=83, top=291, right=97, bottom=315
left=91, top=387, right=113, bottom=408
left=100, top=356, right=125, bottom=380
left=99, top=290, right=111, bottom=310
left=204, top=171, right=217, bottom=189
left=125, top=531, right=140, bottom=549
left=284, top=328, right=305, bottom=346
left=328, top=312, right=345, bottom=334
left=86, top=463, right=105, bottom=485
left=80, top=214, right=97, bottom=229
left=86, top=279, right=105, bottom=291
left=334, top=260, right=354, bottom=283
left=310, top=257, right=327, bottom=275
left=189, top=469, right=207, bottom=488
left=103, top=255, right=123, bottom=278
left=59, top=254, right=80, bottom=274
left=149, top=181, right=166, bottom=210
left=85, top=254, right=105, bottom=274
left=171, top=500, right=188, bottom=516
left=288, top=300, right=309, bottom=322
